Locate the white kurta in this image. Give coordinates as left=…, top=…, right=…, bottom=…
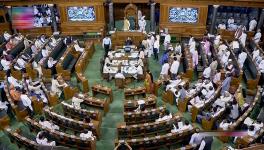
left=80, top=131, right=95, bottom=140
left=239, top=32, right=247, bottom=47
left=189, top=41, right=196, bottom=54
left=164, top=34, right=171, bottom=48
left=253, top=49, right=260, bottom=60
left=203, top=67, right=211, bottom=79
left=238, top=52, right=247, bottom=68
left=254, top=32, right=262, bottom=44
left=20, top=94, right=33, bottom=111
left=72, top=96, right=84, bottom=109
left=160, top=63, right=170, bottom=75
left=170, top=60, right=180, bottom=74
left=249, top=19, right=257, bottom=31
left=51, top=79, right=63, bottom=96
left=74, top=44, right=84, bottom=52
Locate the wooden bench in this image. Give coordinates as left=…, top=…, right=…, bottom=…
left=4, top=80, right=28, bottom=121
left=91, top=84, right=113, bottom=102
left=5, top=128, right=39, bottom=149
left=44, top=107, right=100, bottom=138
left=56, top=45, right=80, bottom=80
left=115, top=127, right=197, bottom=149
left=41, top=39, right=66, bottom=75
left=25, top=117, right=96, bottom=150
left=191, top=85, right=222, bottom=122
left=124, top=95, right=157, bottom=112
left=124, top=106, right=166, bottom=125
left=117, top=115, right=182, bottom=139
left=75, top=41, right=95, bottom=93
left=124, top=86, right=146, bottom=100
left=61, top=101, right=102, bottom=122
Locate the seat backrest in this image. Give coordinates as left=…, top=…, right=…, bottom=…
left=62, top=54, right=73, bottom=70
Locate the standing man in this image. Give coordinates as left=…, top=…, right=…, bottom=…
left=102, top=34, right=112, bottom=57
left=253, top=29, right=262, bottom=44
left=249, top=18, right=257, bottom=31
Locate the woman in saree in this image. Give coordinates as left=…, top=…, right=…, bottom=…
left=145, top=70, right=154, bottom=94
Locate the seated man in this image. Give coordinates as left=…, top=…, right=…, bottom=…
left=197, top=106, right=219, bottom=123
left=189, top=132, right=204, bottom=146
left=115, top=70, right=125, bottom=79
left=20, top=89, right=33, bottom=114
left=14, top=57, right=27, bottom=72
left=51, top=75, right=67, bottom=97
left=7, top=75, right=22, bottom=88
left=39, top=116, right=59, bottom=131
left=36, top=131, right=56, bottom=146
left=125, top=37, right=133, bottom=46
left=47, top=57, right=57, bottom=74
left=72, top=94, right=84, bottom=109
left=80, top=129, right=96, bottom=141
left=171, top=120, right=192, bottom=133
left=27, top=79, right=48, bottom=104
left=73, top=40, right=84, bottom=53
left=136, top=64, right=143, bottom=80
left=228, top=100, right=239, bottom=120
left=3, top=31, right=11, bottom=41
left=156, top=110, right=172, bottom=122
left=219, top=119, right=232, bottom=130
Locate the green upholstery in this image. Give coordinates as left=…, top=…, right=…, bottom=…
left=10, top=41, right=25, bottom=58
left=171, top=36, right=177, bottom=44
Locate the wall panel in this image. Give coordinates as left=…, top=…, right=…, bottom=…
left=160, top=3, right=208, bottom=37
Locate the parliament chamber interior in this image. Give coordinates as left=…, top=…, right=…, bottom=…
left=1, top=0, right=264, bottom=150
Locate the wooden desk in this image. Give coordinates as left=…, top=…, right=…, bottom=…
left=124, top=95, right=157, bottom=112
left=91, top=84, right=113, bottom=102
left=111, top=31, right=146, bottom=48
left=124, top=86, right=146, bottom=99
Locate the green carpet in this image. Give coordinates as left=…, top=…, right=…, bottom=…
left=0, top=44, right=225, bottom=150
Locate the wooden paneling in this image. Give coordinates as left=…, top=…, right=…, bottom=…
left=58, top=3, right=105, bottom=35
left=18, top=27, right=52, bottom=36
left=160, top=4, right=208, bottom=37
left=0, top=8, right=11, bottom=33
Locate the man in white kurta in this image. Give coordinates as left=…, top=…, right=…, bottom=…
left=72, top=95, right=84, bottom=109
left=74, top=40, right=84, bottom=53
left=51, top=77, right=66, bottom=96
left=214, top=34, right=221, bottom=46
left=80, top=130, right=96, bottom=141
left=138, top=16, right=146, bottom=33
left=239, top=31, right=247, bottom=47
left=20, top=93, right=33, bottom=111
left=189, top=39, right=196, bottom=54
left=192, top=49, right=198, bottom=68
left=147, top=36, right=153, bottom=57
left=249, top=18, right=257, bottom=31
left=238, top=51, right=247, bottom=68
left=203, top=66, right=211, bottom=79
left=164, top=33, right=171, bottom=49
left=253, top=29, right=262, bottom=44
left=218, top=23, right=226, bottom=30
left=170, top=58, right=180, bottom=79
left=160, top=61, right=170, bottom=79
left=253, top=48, right=260, bottom=60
